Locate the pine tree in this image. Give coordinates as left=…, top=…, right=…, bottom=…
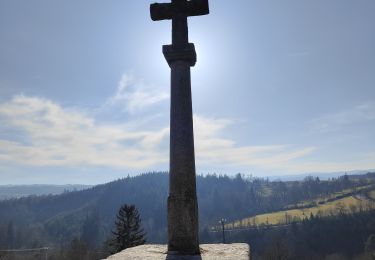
left=108, top=204, right=146, bottom=253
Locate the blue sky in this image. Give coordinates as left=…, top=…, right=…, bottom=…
left=0, top=0, right=374, bottom=184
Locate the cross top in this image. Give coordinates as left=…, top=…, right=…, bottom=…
left=150, top=0, right=209, bottom=65
left=150, top=0, right=209, bottom=21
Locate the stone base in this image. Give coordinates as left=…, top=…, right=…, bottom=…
left=105, top=243, right=250, bottom=260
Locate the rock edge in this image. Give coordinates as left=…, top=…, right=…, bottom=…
left=105, top=243, right=250, bottom=260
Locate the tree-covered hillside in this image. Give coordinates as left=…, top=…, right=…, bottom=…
left=0, top=172, right=374, bottom=256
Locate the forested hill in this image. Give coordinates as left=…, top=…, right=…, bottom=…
left=0, top=172, right=374, bottom=250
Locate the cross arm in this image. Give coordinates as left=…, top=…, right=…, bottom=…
left=150, top=0, right=209, bottom=21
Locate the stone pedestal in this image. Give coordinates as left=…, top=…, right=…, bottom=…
left=105, top=243, right=250, bottom=260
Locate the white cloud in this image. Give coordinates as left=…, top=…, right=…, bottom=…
left=1, top=95, right=373, bottom=174
left=0, top=95, right=169, bottom=168
left=193, top=115, right=375, bottom=173
left=0, top=95, right=317, bottom=172
left=108, top=73, right=169, bottom=113
left=308, top=102, right=375, bottom=133
left=193, top=115, right=316, bottom=171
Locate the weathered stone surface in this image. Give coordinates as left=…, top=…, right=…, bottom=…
left=168, top=59, right=199, bottom=254
left=105, top=243, right=250, bottom=260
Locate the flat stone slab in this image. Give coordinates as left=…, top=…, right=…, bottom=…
left=105, top=243, right=250, bottom=260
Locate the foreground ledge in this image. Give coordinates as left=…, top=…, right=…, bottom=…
left=105, top=243, right=250, bottom=260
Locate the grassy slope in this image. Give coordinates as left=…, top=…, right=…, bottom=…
left=224, top=186, right=375, bottom=229
left=284, top=184, right=372, bottom=209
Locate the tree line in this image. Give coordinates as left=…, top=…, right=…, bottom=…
left=0, top=172, right=374, bottom=259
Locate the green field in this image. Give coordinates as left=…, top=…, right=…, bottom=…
left=283, top=185, right=373, bottom=209
left=222, top=187, right=375, bottom=229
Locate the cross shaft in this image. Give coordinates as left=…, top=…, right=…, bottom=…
left=150, top=0, right=209, bottom=255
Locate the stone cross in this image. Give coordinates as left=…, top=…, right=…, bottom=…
left=150, top=0, right=209, bottom=255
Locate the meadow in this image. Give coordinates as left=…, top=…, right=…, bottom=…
left=222, top=185, right=375, bottom=229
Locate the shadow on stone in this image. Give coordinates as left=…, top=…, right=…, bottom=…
left=165, top=254, right=202, bottom=260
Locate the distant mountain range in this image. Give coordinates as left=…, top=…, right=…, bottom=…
left=0, top=184, right=92, bottom=200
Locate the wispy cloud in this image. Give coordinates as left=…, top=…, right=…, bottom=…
left=108, top=73, right=169, bottom=113
left=194, top=115, right=375, bottom=173
left=0, top=95, right=317, bottom=172
left=0, top=95, right=169, bottom=168
left=193, top=115, right=316, bottom=170
left=308, top=102, right=375, bottom=133
left=2, top=81, right=373, bottom=174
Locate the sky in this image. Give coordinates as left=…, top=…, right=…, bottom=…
left=0, top=0, right=374, bottom=184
